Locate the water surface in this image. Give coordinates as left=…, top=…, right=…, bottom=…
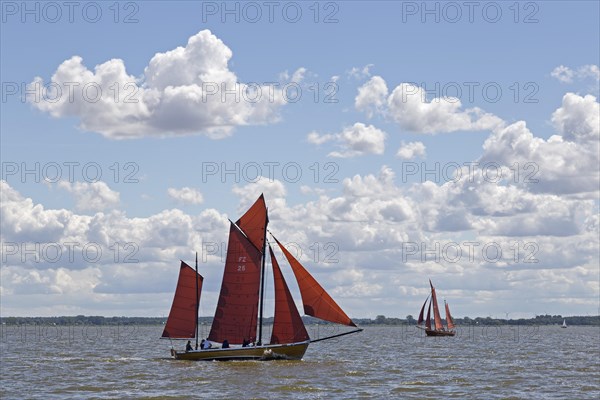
left=1, top=325, right=598, bottom=399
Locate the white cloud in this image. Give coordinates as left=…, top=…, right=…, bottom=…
left=481, top=93, right=599, bottom=195
left=57, top=181, right=120, bottom=212
left=348, top=64, right=374, bottom=79
left=551, top=93, right=599, bottom=142
left=28, top=30, right=286, bottom=139
left=387, top=83, right=504, bottom=134
left=167, top=187, right=204, bottom=205
left=550, top=65, right=575, bottom=83
left=551, top=64, right=600, bottom=84
left=291, top=67, right=307, bottom=83
left=396, top=141, right=426, bottom=160
left=355, top=77, right=505, bottom=134
left=308, top=122, right=386, bottom=158
left=355, top=76, right=388, bottom=118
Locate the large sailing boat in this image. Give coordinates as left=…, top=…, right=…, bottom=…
left=416, top=280, right=456, bottom=337
left=162, top=194, right=362, bottom=360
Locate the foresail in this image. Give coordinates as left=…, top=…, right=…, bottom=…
left=417, top=296, right=429, bottom=325
left=273, top=237, right=356, bottom=327
left=425, top=298, right=432, bottom=330
left=269, top=246, right=310, bottom=344
left=208, top=223, right=262, bottom=344
left=430, top=280, right=444, bottom=331
left=162, top=261, right=203, bottom=338
left=235, top=194, right=268, bottom=252
left=445, top=301, right=456, bottom=330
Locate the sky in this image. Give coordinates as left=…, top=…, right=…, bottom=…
left=1, top=1, right=599, bottom=320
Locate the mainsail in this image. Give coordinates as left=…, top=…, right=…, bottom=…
left=269, top=245, right=309, bottom=344
left=208, top=223, right=262, bottom=344
left=162, top=261, right=203, bottom=338
left=235, top=194, right=268, bottom=251
left=273, top=236, right=357, bottom=327
left=430, top=279, right=444, bottom=331
left=445, top=300, right=455, bottom=330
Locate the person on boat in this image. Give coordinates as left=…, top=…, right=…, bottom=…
left=242, top=338, right=249, bottom=347
left=222, top=339, right=230, bottom=349
left=200, top=339, right=205, bottom=349
left=185, top=341, right=193, bottom=352
left=202, top=339, right=212, bottom=349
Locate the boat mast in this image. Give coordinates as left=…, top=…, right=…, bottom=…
left=257, top=209, right=269, bottom=346
left=195, top=252, right=199, bottom=349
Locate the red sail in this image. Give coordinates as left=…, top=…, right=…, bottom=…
left=208, top=223, right=262, bottom=344
left=417, top=295, right=429, bottom=325
left=235, top=194, right=268, bottom=252
left=274, top=237, right=356, bottom=327
left=162, top=261, right=203, bottom=338
left=425, top=299, right=432, bottom=330
left=430, top=280, right=444, bottom=331
left=269, top=246, right=309, bottom=344
left=445, top=301, right=456, bottom=330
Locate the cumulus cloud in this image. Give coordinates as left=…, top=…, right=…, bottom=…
left=28, top=30, right=287, bottom=139
left=348, top=64, right=374, bottom=79
left=355, top=75, right=388, bottom=118
left=57, top=181, right=120, bottom=212
left=396, top=141, right=426, bottom=160
left=551, top=93, right=599, bottom=142
left=307, top=122, right=386, bottom=157
left=355, top=77, right=505, bottom=134
left=480, top=93, right=599, bottom=195
left=167, top=187, right=204, bottom=205
left=551, top=64, right=599, bottom=84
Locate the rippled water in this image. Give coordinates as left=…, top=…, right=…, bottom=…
left=1, top=325, right=598, bottom=399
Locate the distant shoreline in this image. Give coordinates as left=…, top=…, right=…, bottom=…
left=1, top=314, right=598, bottom=326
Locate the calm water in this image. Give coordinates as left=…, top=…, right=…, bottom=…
left=1, top=325, right=598, bottom=399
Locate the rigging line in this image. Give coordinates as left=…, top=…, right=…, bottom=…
left=309, top=329, right=363, bottom=344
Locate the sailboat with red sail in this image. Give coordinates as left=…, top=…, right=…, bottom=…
left=161, top=194, right=362, bottom=360
left=416, top=280, right=456, bottom=337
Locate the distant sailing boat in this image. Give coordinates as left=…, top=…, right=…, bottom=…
left=162, top=194, right=362, bottom=360
left=416, top=280, right=456, bottom=337
left=562, top=319, right=567, bottom=328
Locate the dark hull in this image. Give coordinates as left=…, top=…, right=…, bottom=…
left=171, top=341, right=309, bottom=361
left=425, top=329, right=455, bottom=337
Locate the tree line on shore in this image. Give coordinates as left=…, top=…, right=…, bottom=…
left=1, top=314, right=598, bottom=326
